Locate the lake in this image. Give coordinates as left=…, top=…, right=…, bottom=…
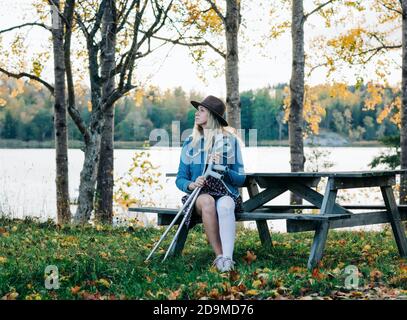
left=0, top=146, right=393, bottom=232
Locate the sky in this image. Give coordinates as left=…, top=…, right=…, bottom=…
left=0, top=0, right=402, bottom=98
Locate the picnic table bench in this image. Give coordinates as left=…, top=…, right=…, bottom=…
left=129, top=170, right=407, bottom=269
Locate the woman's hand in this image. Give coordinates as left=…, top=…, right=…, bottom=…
left=188, top=175, right=206, bottom=190
left=208, top=152, right=221, bottom=164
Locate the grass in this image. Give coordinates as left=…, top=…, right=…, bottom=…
left=0, top=217, right=406, bottom=300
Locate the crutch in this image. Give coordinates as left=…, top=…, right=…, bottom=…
left=145, top=135, right=226, bottom=261
left=145, top=186, right=201, bottom=262
left=162, top=163, right=226, bottom=261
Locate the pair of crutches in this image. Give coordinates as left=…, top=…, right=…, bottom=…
left=146, top=136, right=227, bottom=262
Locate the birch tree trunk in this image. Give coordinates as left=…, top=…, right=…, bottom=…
left=95, top=0, right=117, bottom=224
left=289, top=0, right=305, bottom=205
left=50, top=0, right=71, bottom=224
left=74, top=44, right=105, bottom=224
left=401, top=0, right=407, bottom=205
left=74, top=129, right=103, bottom=223
left=225, top=0, right=241, bottom=129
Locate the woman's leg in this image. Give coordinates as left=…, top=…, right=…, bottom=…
left=195, top=194, right=222, bottom=256
left=216, top=196, right=236, bottom=259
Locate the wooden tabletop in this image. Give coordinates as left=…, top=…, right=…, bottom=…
left=166, top=170, right=407, bottom=178
left=246, top=170, right=407, bottom=178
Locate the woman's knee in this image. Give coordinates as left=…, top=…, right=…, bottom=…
left=216, top=196, right=235, bottom=216
left=195, top=194, right=216, bottom=214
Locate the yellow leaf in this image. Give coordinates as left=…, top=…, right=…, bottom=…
left=134, top=89, right=144, bottom=107
left=1, top=291, right=19, bottom=300
left=10, top=89, right=18, bottom=98
left=0, top=98, right=6, bottom=106
left=25, top=293, right=42, bottom=300
left=97, top=278, right=110, bottom=288
left=252, top=280, right=262, bottom=289
left=246, top=289, right=258, bottom=296
left=99, top=251, right=109, bottom=259
left=0, top=256, right=7, bottom=264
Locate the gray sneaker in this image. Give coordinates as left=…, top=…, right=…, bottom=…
left=220, top=256, right=235, bottom=272
left=212, top=255, right=224, bottom=271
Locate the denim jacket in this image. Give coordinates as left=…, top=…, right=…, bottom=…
left=175, top=134, right=246, bottom=198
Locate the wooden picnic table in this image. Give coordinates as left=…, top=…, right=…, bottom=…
left=241, top=170, right=407, bottom=269
left=134, top=170, right=407, bottom=269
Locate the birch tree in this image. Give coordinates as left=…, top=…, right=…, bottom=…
left=289, top=0, right=337, bottom=204
left=156, top=0, right=242, bottom=128
left=71, top=0, right=174, bottom=223
left=0, top=0, right=72, bottom=224
left=310, top=1, right=406, bottom=203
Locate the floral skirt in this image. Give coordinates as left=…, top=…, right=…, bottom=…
left=181, top=175, right=244, bottom=221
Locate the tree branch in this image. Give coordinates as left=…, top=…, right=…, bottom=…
left=146, top=33, right=226, bottom=58
left=205, top=0, right=225, bottom=23
left=64, top=0, right=90, bottom=141
left=0, top=67, right=54, bottom=94
left=116, top=0, right=138, bottom=33
left=0, top=22, right=51, bottom=35
left=304, top=0, right=336, bottom=20
left=89, top=0, right=108, bottom=39
left=307, top=44, right=401, bottom=77
left=379, top=0, right=402, bottom=15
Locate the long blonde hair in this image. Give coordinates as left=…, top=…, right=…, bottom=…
left=190, top=108, right=243, bottom=152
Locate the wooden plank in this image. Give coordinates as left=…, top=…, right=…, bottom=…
left=287, top=210, right=407, bottom=232
left=331, top=176, right=395, bottom=190
left=166, top=169, right=407, bottom=178
left=255, top=176, right=321, bottom=189
left=246, top=177, right=273, bottom=248
left=307, top=178, right=337, bottom=270
left=129, top=204, right=407, bottom=214
left=285, top=181, right=352, bottom=215
left=237, top=212, right=349, bottom=221
left=246, top=170, right=407, bottom=178
left=262, top=204, right=407, bottom=211
left=243, top=185, right=287, bottom=212
left=381, top=186, right=407, bottom=257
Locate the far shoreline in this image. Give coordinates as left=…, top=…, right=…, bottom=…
left=0, top=138, right=386, bottom=149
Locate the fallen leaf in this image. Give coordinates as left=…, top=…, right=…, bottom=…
left=229, top=270, right=240, bottom=282
left=80, top=291, right=101, bottom=300
left=242, top=250, right=257, bottom=265
left=246, top=289, right=258, bottom=296
left=370, top=270, right=383, bottom=282
left=96, top=278, right=110, bottom=288
left=289, top=266, right=306, bottom=273
left=70, top=286, right=81, bottom=295
left=25, top=293, right=42, bottom=300
left=338, top=239, right=347, bottom=246
left=312, top=268, right=327, bottom=280
left=208, top=288, right=220, bottom=299
left=252, top=280, right=262, bottom=289
left=1, top=291, right=19, bottom=300
left=168, top=288, right=182, bottom=300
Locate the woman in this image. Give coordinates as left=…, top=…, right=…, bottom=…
left=175, top=95, right=246, bottom=272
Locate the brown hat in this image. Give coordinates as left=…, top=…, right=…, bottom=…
left=191, top=95, right=228, bottom=127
